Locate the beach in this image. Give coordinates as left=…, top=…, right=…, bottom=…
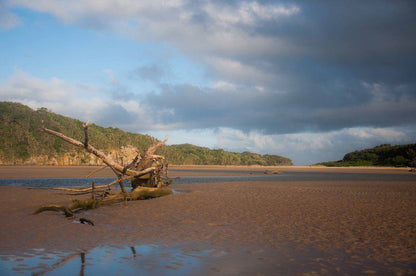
left=0, top=166, right=415, bottom=275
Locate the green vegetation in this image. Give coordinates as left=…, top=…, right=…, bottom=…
left=159, top=144, right=292, bottom=166
left=0, top=101, right=154, bottom=165
left=316, top=144, right=416, bottom=167
left=0, top=102, right=292, bottom=166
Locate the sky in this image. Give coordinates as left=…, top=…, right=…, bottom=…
left=0, top=0, right=415, bottom=165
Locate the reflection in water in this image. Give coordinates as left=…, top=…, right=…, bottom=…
left=0, top=245, right=210, bottom=276
left=80, top=252, right=85, bottom=276
left=1, top=243, right=406, bottom=275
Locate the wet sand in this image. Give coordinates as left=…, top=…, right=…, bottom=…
left=0, top=166, right=415, bottom=274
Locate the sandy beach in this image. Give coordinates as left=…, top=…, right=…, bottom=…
left=0, top=166, right=415, bottom=275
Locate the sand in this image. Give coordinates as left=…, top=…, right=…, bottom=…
left=0, top=166, right=415, bottom=275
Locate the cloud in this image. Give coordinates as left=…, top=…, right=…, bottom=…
left=213, top=127, right=414, bottom=165
left=0, top=70, right=155, bottom=131
left=146, top=81, right=416, bottom=134
left=10, top=0, right=413, bottom=135
left=2, top=1, right=416, bottom=163
left=0, top=2, right=20, bottom=30
left=129, top=64, right=167, bottom=83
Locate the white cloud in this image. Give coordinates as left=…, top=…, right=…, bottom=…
left=0, top=70, right=156, bottom=131
left=211, top=80, right=237, bottom=91
left=0, top=70, right=75, bottom=103
left=9, top=0, right=299, bottom=86
left=203, top=2, right=299, bottom=26
left=205, top=56, right=275, bottom=85
left=214, top=127, right=413, bottom=165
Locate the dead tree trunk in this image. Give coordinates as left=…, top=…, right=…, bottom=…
left=40, top=120, right=170, bottom=191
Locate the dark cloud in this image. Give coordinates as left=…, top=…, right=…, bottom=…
left=147, top=80, right=416, bottom=134
left=144, top=0, right=416, bottom=134
left=129, top=64, right=167, bottom=83
left=7, top=0, right=416, bottom=138
left=94, top=104, right=135, bottom=127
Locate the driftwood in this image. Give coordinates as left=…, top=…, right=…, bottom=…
left=34, top=121, right=173, bottom=219
left=33, top=187, right=173, bottom=219
left=40, top=120, right=170, bottom=190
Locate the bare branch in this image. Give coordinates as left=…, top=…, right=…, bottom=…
left=82, top=121, right=89, bottom=148
left=123, top=152, right=142, bottom=175
left=41, top=125, right=139, bottom=176
left=138, top=135, right=169, bottom=170
left=53, top=167, right=156, bottom=193
left=86, top=165, right=108, bottom=178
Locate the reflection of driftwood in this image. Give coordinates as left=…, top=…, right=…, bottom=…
left=33, top=246, right=140, bottom=275
left=80, top=252, right=86, bottom=276
left=32, top=252, right=80, bottom=276
left=130, top=246, right=137, bottom=257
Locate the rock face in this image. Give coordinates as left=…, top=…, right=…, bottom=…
left=4, top=146, right=140, bottom=166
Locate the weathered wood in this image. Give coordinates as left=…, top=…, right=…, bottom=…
left=40, top=125, right=146, bottom=177
left=36, top=121, right=172, bottom=222
left=123, top=152, right=141, bottom=174
left=33, top=205, right=74, bottom=217
left=53, top=174, right=136, bottom=192
left=83, top=121, right=89, bottom=148
left=91, top=181, right=96, bottom=200
left=137, top=136, right=169, bottom=171
left=86, top=165, right=108, bottom=177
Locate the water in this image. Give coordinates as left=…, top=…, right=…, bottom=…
left=0, top=245, right=211, bottom=276
left=0, top=177, right=116, bottom=189
left=0, top=171, right=414, bottom=188
left=0, top=244, right=408, bottom=276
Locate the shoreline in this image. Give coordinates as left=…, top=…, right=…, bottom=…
left=0, top=165, right=411, bottom=179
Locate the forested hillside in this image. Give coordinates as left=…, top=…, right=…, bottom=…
left=0, top=102, right=292, bottom=166
left=317, top=144, right=416, bottom=167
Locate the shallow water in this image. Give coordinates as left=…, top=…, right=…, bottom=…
left=0, top=243, right=410, bottom=276
left=0, top=171, right=414, bottom=188
left=0, top=244, right=211, bottom=276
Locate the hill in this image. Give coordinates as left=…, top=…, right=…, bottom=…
left=316, top=144, right=416, bottom=167
left=0, top=102, right=292, bottom=166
